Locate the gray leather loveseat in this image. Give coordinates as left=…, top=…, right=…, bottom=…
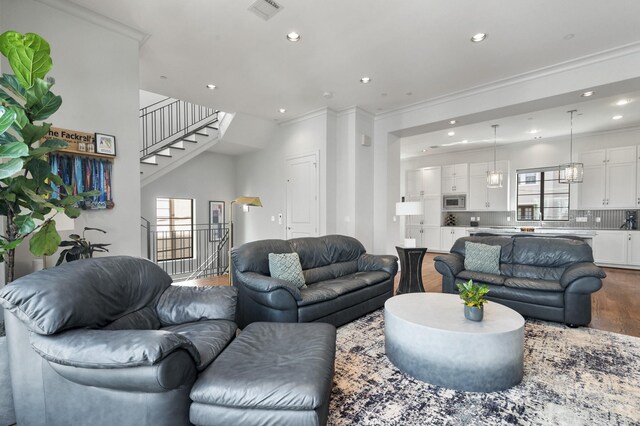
left=232, top=235, right=398, bottom=328
left=434, top=235, right=606, bottom=326
left=1, top=256, right=337, bottom=426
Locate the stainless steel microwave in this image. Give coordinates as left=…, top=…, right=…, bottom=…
left=443, top=194, right=466, bottom=210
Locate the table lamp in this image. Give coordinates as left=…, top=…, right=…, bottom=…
left=395, top=200, right=422, bottom=247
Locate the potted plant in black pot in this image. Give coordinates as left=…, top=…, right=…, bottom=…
left=456, top=279, right=490, bottom=322
left=56, top=227, right=110, bottom=265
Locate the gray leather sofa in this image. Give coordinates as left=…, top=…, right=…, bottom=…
left=0, top=256, right=237, bottom=425
left=434, top=235, right=606, bottom=326
left=232, top=234, right=398, bottom=328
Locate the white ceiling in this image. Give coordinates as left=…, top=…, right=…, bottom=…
left=400, top=84, right=640, bottom=159
left=69, top=0, right=640, bottom=123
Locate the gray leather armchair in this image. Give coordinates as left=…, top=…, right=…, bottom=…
left=0, top=256, right=237, bottom=426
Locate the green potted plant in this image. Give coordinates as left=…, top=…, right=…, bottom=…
left=56, top=227, right=110, bottom=265
left=456, top=279, right=490, bottom=322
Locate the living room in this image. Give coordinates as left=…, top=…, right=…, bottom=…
left=1, top=0, right=639, bottom=425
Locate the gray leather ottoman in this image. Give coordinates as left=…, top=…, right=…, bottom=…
left=190, top=322, right=336, bottom=426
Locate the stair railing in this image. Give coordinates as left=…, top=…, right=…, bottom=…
left=187, top=229, right=229, bottom=280
left=140, top=221, right=229, bottom=280
left=140, top=98, right=219, bottom=158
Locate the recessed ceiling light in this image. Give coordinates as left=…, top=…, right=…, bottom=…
left=279, top=108, right=286, bottom=114
left=381, top=93, right=388, bottom=97
left=612, top=115, right=623, bottom=120
left=447, top=131, right=455, bottom=136
left=616, top=99, right=630, bottom=106
left=360, top=77, right=371, bottom=84
left=461, top=140, right=468, bottom=144
left=471, top=33, right=487, bottom=43
left=405, top=92, right=413, bottom=96
left=581, top=91, right=595, bottom=97
left=528, top=129, right=538, bottom=134
left=286, top=32, right=300, bottom=42
left=160, top=75, right=168, bottom=80
left=206, top=84, right=217, bottom=90
left=563, top=33, right=575, bottom=40
left=322, top=91, right=334, bottom=99
left=449, top=120, right=456, bottom=125
left=422, top=149, right=427, bottom=153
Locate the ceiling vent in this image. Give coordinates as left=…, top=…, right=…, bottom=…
left=248, top=0, right=283, bottom=20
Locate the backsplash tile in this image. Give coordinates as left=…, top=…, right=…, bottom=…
left=444, top=209, right=635, bottom=230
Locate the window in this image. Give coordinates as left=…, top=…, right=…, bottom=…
left=156, top=198, right=194, bottom=261
left=516, top=168, right=569, bottom=221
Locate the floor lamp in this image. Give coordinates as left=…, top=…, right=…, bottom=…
left=228, top=196, right=263, bottom=285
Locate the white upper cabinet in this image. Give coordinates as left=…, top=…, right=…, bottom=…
left=468, top=161, right=509, bottom=211
left=405, top=166, right=441, bottom=197
left=578, top=146, right=636, bottom=209
left=441, top=163, right=468, bottom=194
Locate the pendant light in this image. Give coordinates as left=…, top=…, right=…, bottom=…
left=487, top=124, right=503, bottom=188
left=558, top=110, right=583, bottom=184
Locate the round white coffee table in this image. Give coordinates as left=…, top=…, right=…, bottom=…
left=384, top=293, right=524, bottom=392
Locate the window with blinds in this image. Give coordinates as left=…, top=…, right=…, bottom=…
left=156, top=198, right=194, bottom=261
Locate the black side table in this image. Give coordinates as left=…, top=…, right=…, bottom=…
left=395, top=246, right=428, bottom=295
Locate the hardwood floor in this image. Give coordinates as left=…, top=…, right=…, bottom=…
left=184, top=253, right=640, bottom=338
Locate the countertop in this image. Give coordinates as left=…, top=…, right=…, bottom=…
left=466, top=227, right=597, bottom=237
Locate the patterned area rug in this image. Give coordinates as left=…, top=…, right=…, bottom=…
left=329, top=309, right=640, bottom=426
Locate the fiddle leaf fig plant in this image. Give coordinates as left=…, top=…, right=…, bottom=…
left=456, top=280, right=490, bottom=308
left=0, top=31, right=99, bottom=282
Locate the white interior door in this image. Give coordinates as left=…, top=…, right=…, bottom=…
left=286, top=153, right=319, bottom=239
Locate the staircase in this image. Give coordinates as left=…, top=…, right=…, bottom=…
left=139, top=97, right=225, bottom=186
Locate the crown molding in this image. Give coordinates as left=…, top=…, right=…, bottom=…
left=278, top=107, right=336, bottom=127
left=337, top=106, right=375, bottom=121
left=377, top=40, right=640, bottom=121
left=35, top=0, right=149, bottom=45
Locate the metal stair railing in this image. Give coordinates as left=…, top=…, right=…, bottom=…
left=140, top=221, right=229, bottom=280
left=187, top=229, right=229, bottom=280
left=140, top=98, right=219, bottom=159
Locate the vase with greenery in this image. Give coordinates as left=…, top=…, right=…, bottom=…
left=456, top=279, right=490, bottom=321
left=56, top=227, right=109, bottom=265
left=0, top=30, right=98, bottom=282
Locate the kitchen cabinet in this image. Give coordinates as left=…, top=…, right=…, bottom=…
left=468, top=161, right=509, bottom=211
left=406, top=166, right=441, bottom=197
left=592, top=230, right=627, bottom=265
left=627, top=232, right=640, bottom=266
left=578, top=146, right=636, bottom=209
left=440, top=227, right=468, bottom=251
left=441, top=163, right=468, bottom=194
left=404, top=225, right=441, bottom=250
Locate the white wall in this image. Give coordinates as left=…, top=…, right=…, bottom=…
left=234, top=109, right=333, bottom=245
left=141, top=151, right=236, bottom=226
left=2, top=0, right=141, bottom=277
left=139, top=90, right=170, bottom=109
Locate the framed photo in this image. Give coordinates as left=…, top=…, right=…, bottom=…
left=209, top=201, right=225, bottom=242
left=95, top=133, right=116, bottom=156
